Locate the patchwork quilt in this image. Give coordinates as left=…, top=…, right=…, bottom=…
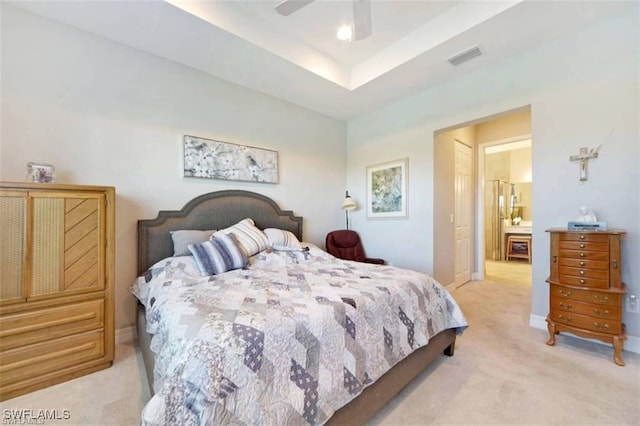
left=132, top=245, right=467, bottom=425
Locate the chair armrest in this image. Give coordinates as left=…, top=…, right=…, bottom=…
left=364, top=258, right=385, bottom=265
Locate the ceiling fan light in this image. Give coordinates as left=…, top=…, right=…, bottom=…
left=336, top=25, right=353, bottom=42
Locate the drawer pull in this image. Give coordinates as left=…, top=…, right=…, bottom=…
left=579, top=235, right=585, bottom=240
left=559, top=302, right=573, bottom=309
left=580, top=244, right=586, bottom=248
left=593, top=308, right=610, bottom=316
left=559, top=290, right=572, bottom=297
left=579, top=261, right=585, bottom=266
left=579, top=270, right=585, bottom=276
left=558, top=314, right=572, bottom=322
left=612, top=259, right=618, bottom=269
left=593, top=322, right=609, bottom=330
left=579, top=279, right=586, bottom=285
left=580, top=252, right=585, bottom=258
left=553, top=255, right=557, bottom=264
left=593, top=295, right=609, bottom=303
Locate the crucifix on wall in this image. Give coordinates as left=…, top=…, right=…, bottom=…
left=570, top=146, right=600, bottom=182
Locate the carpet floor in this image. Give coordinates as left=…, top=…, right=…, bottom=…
left=2, top=260, right=638, bottom=425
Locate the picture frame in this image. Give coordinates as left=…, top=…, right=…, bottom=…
left=366, top=158, right=408, bottom=218
left=183, top=135, right=278, bottom=184
left=26, top=162, right=55, bottom=183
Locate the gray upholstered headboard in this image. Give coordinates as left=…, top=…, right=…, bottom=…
left=137, top=190, right=303, bottom=275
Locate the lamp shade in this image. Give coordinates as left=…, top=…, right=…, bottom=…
left=342, top=190, right=357, bottom=211
left=342, top=197, right=357, bottom=210
left=341, top=191, right=356, bottom=230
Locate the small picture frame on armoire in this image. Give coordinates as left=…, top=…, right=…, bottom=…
left=26, top=162, right=55, bottom=183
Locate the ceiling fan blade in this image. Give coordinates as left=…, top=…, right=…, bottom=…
left=352, top=0, right=372, bottom=40
left=275, top=0, right=314, bottom=16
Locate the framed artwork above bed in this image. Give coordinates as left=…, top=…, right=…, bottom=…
left=183, top=135, right=279, bottom=184
left=366, top=158, right=408, bottom=218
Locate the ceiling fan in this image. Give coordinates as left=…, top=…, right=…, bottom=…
left=275, top=0, right=372, bottom=41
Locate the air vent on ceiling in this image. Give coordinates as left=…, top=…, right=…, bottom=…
left=447, top=45, right=484, bottom=66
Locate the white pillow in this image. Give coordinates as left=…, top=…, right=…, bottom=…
left=213, top=218, right=269, bottom=257
left=170, top=230, right=215, bottom=256
left=264, top=228, right=303, bottom=251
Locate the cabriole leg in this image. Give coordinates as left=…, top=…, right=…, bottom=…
left=613, top=336, right=625, bottom=367
left=546, top=321, right=557, bottom=346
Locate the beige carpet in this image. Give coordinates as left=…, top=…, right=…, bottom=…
left=2, top=261, right=638, bottom=425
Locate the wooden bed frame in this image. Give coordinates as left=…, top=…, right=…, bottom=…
left=136, top=189, right=456, bottom=425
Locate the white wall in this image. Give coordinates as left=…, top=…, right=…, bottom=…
left=0, top=5, right=347, bottom=331
left=347, top=9, right=640, bottom=339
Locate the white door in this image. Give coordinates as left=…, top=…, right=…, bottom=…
left=455, top=141, right=472, bottom=286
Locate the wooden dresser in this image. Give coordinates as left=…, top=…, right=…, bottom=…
left=0, top=182, right=115, bottom=400
left=545, top=228, right=626, bottom=366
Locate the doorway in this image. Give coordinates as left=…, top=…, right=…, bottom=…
left=433, top=106, right=532, bottom=288
left=481, top=139, right=532, bottom=285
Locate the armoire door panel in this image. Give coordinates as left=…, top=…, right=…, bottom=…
left=31, top=198, right=64, bottom=297
left=0, top=193, right=27, bottom=303
left=64, top=228, right=99, bottom=269
left=64, top=197, right=84, bottom=212
left=64, top=259, right=100, bottom=291
left=63, top=195, right=103, bottom=292
left=64, top=211, right=99, bottom=250
left=64, top=198, right=99, bottom=232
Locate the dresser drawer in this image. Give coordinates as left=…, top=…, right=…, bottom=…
left=558, top=275, right=609, bottom=289
left=550, top=284, right=621, bottom=306
left=559, top=241, right=609, bottom=252
left=558, top=258, right=609, bottom=270
left=0, top=330, right=105, bottom=387
left=558, top=266, right=609, bottom=280
left=558, top=249, right=608, bottom=261
left=558, top=233, right=609, bottom=243
left=550, top=296, right=621, bottom=321
left=549, top=310, right=621, bottom=334
left=0, top=300, right=104, bottom=352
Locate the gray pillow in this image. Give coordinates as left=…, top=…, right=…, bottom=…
left=170, top=230, right=215, bottom=256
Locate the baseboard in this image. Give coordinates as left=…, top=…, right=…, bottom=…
left=115, top=326, right=137, bottom=344
left=529, top=314, right=640, bottom=354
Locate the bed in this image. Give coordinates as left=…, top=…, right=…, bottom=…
left=134, top=190, right=467, bottom=425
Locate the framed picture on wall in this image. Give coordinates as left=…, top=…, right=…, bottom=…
left=366, top=158, right=408, bottom=218
left=183, top=135, right=278, bottom=184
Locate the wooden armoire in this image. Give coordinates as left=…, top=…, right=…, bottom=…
left=0, top=182, right=115, bottom=400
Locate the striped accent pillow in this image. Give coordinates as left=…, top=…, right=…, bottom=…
left=264, top=228, right=302, bottom=251
left=188, top=233, right=248, bottom=276
left=214, top=218, right=269, bottom=257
